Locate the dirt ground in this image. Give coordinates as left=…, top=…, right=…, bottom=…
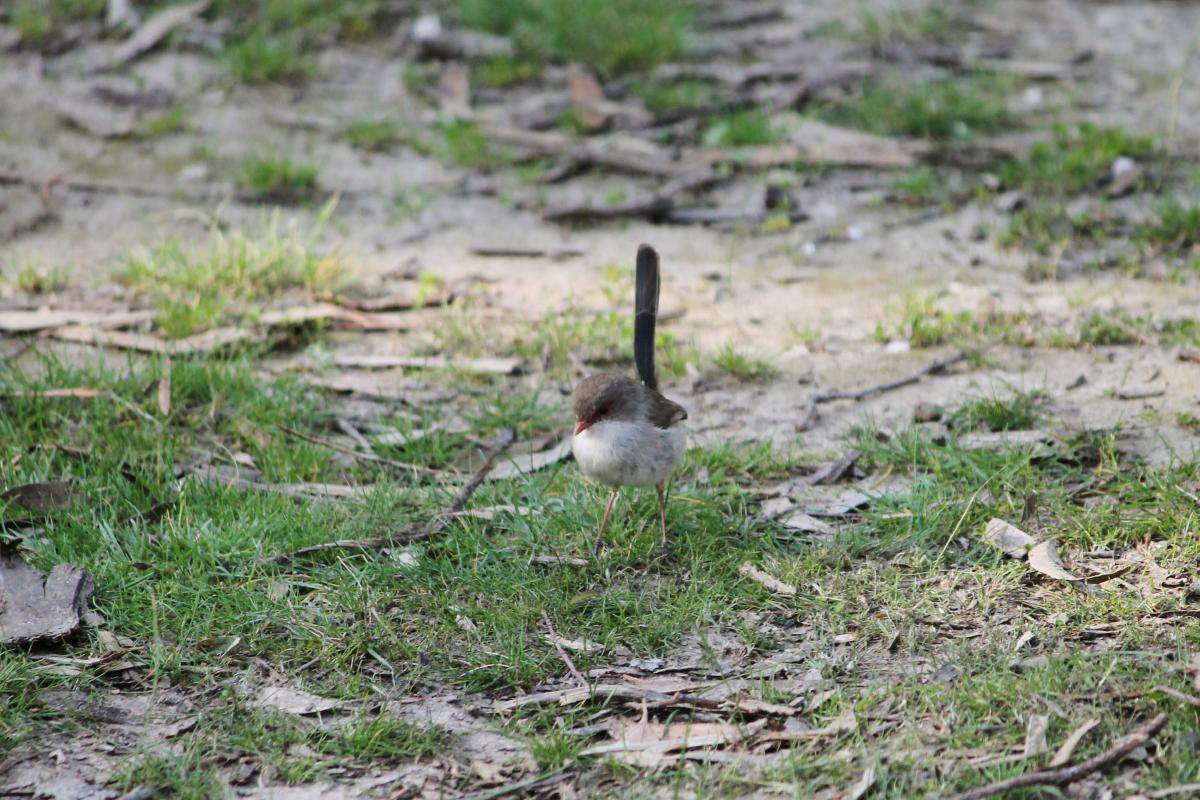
left=4, top=0, right=1200, bottom=798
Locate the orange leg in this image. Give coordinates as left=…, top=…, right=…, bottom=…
left=656, top=481, right=669, bottom=552
left=593, top=488, right=619, bottom=554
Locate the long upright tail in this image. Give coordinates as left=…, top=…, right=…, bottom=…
left=634, top=244, right=660, bottom=391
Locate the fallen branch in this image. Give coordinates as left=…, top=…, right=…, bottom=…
left=814, top=352, right=968, bottom=403
left=955, top=713, right=1168, bottom=800
left=545, top=169, right=725, bottom=223
left=263, top=428, right=515, bottom=564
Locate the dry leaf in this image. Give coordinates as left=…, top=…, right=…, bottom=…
left=582, top=717, right=762, bottom=766
left=779, top=511, right=835, bottom=534
left=487, top=438, right=572, bottom=480
left=0, top=555, right=94, bottom=643
left=250, top=685, right=345, bottom=716
left=1028, top=540, right=1080, bottom=582
left=158, top=357, right=171, bottom=416
left=1024, top=713, right=1049, bottom=757
left=544, top=634, right=601, bottom=653
left=846, top=765, right=877, bottom=800
left=2, top=481, right=79, bottom=513
left=1049, top=718, right=1099, bottom=766
left=738, top=562, right=797, bottom=596
left=984, top=518, right=1037, bottom=559
left=761, top=708, right=857, bottom=742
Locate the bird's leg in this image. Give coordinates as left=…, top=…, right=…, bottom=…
left=593, top=488, right=619, bottom=554
left=656, top=481, right=669, bottom=555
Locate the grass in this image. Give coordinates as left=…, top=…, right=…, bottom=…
left=9, top=0, right=104, bottom=44
left=225, top=31, right=311, bottom=83
left=709, top=344, right=778, bottom=381
left=455, top=0, right=691, bottom=76
left=999, top=123, right=1155, bottom=194
left=828, top=76, right=1012, bottom=142
left=635, top=79, right=718, bottom=115
left=119, top=200, right=345, bottom=337
left=949, top=389, right=1046, bottom=432
left=880, top=295, right=1032, bottom=349
left=857, top=3, right=976, bottom=48
left=437, top=119, right=505, bottom=169
left=237, top=155, right=320, bottom=202
left=11, top=263, right=68, bottom=294
left=1138, top=198, right=1200, bottom=252
left=143, top=106, right=188, bottom=138
left=701, top=108, right=781, bottom=148
left=5, top=339, right=1200, bottom=795
left=343, top=118, right=404, bottom=152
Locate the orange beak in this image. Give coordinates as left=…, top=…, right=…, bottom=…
left=574, top=418, right=592, bottom=435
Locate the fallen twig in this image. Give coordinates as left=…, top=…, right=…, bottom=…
left=954, top=713, right=1168, bottom=800
left=544, top=169, right=725, bottom=223
left=814, top=352, right=967, bottom=403
left=263, top=428, right=515, bottom=564
left=542, top=611, right=587, bottom=686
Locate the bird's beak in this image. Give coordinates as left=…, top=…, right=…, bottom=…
left=574, top=418, right=592, bottom=435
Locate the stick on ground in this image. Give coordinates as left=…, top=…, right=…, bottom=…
left=263, top=429, right=515, bottom=564
left=954, top=713, right=1168, bottom=800
left=814, top=352, right=968, bottom=403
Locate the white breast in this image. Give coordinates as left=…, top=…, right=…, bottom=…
left=572, top=418, right=686, bottom=488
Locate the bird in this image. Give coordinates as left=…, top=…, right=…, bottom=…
left=571, top=244, right=687, bottom=553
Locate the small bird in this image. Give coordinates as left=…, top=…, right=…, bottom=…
left=572, top=244, right=687, bottom=553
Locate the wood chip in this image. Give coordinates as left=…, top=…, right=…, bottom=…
left=1024, top=714, right=1049, bottom=758
left=2, top=481, right=79, bottom=513
left=0, top=555, right=94, bottom=643
left=738, top=562, right=797, bottom=596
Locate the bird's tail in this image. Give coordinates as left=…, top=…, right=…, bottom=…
left=634, top=244, right=660, bottom=391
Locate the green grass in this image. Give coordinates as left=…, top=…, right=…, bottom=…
left=701, top=108, right=781, bottom=148
left=225, top=31, right=311, bottom=83
left=880, top=295, right=1031, bottom=349
left=236, top=155, right=320, bottom=201
left=1138, top=198, right=1200, bottom=252
left=11, top=263, right=68, bottom=294
left=143, top=106, right=189, bottom=138
left=709, top=344, right=778, bottom=381
left=857, top=3, right=975, bottom=48
left=5, top=341, right=1200, bottom=795
left=120, top=200, right=344, bottom=337
left=342, top=119, right=404, bottom=152
left=456, top=0, right=691, bottom=76
left=999, top=123, right=1155, bottom=194
left=635, top=79, right=718, bottom=115
left=949, top=389, right=1046, bottom=432
left=828, top=76, right=1012, bottom=142
left=9, top=0, right=104, bottom=43
left=476, top=54, right=540, bottom=88
left=437, top=119, right=505, bottom=169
